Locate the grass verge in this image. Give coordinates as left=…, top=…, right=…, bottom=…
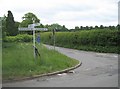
left=2, top=42, right=79, bottom=81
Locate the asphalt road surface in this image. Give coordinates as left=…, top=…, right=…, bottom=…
left=3, top=45, right=118, bottom=87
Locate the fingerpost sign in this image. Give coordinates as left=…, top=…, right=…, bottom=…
left=18, top=20, right=48, bottom=61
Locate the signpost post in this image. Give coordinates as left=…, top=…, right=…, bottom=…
left=18, top=21, right=48, bottom=61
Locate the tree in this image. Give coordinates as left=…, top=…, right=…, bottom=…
left=74, top=26, right=79, bottom=31
left=15, top=21, right=20, bottom=33
left=75, top=26, right=79, bottom=30
left=85, top=26, right=89, bottom=30
left=6, top=10, right=18, bottom=36
left=95, top=25, right=99, bottom=29
left=20, top=12, right=40, bottom=34
left=117, top=24, right=120, bottom=30
left=100, top=25, right=104, bottom=29
left=80, top=26, right=83, bottom=30
left=62, top=25, right=68, bottom=31
left=46, top=23, right=64, bottom=32
left=1, top=15, right=7, bottom=38
left=90, top=26, right=93, bottom=30
left=20, top=12, right=40, bottom=27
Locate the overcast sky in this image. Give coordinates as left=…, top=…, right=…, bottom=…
left=0, top=0, right=119, bottom=29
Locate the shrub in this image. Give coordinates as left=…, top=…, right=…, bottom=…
left=3, top=34, right=33, bottom=42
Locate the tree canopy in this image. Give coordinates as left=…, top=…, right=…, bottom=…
left=6, top=10, right=18, bottom=36
left=20, top=12, right=40, bottom=27
left=44, top=23, right=68, bottom=32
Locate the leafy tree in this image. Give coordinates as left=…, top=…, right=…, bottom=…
left=95, top=25, right=99, bottom=29
left=100, top=25, right=104, bottom=29
left=20, top=12, right=40, bottom=27
left=15, top=21, right=20, bottom=33
left=85, top=26, right=89, bottom=30
left=117, top=24, right=120, bottom=30
left=62, top=25, right=68, bottom=31
left=1, top=15, right=7, bottom=38
left=6, top=10, right=18, bottom=36
left=90, top=26, right=93, bottom=30
left=46, top=23, right=66, bottom=32
left=80, top=26, right=83, bottom=30
left=20, top=12, right=40, bottom=34
left=109, top=26, right=115, bottom=30
left=75, top=26, right=79, bottom=30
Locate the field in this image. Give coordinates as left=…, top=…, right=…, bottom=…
left=2, top=42, right=79, bottom=81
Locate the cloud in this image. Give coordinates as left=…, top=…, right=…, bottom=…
left=0, top=0, right=119, bottom=29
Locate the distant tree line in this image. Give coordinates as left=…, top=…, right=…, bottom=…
left=1, top=10, right=120, bottom=38
left=70, top=25, right=119, bottom=32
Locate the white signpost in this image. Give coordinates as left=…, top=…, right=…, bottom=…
left=18, top=23, right=48, bottom=60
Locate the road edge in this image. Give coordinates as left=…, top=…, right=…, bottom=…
left=3, top=61, right=82, bottom=83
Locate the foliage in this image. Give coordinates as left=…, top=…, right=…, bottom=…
left=44, top=23, right=68, bottom=32
left=3, top=34, right=33, bottom=42
left=70, top=25, right=118, bottom=31
left=1, top=16, right=7, bottom=38
left=6, top=10, right=18, bottom=36
left=19, top=12, right=40, bottom=35
left=40, top=29, right=119, bottom=53
left=20, top=12, right=40, bottom=27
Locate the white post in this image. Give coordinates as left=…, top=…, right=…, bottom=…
left=32, top=19, right=36, bottom=60
left=33, top=29, right=36, bottom=59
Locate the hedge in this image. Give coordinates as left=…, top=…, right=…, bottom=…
left=3, top=29, right=119, bottom=53
left=3, top=34, right=33, bottom=42
left=40, top=29, right=119, bottom=53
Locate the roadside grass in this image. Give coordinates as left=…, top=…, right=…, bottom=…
left=2, top=42, right=79, bottom=81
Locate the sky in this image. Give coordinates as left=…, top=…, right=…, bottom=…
left=0, top=0, right=119, bottom=29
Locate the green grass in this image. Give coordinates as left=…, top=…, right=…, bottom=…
left=2, top=42, right=79, bottom=80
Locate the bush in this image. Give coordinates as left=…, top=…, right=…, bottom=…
left=3, top=34, right=33, bottom=42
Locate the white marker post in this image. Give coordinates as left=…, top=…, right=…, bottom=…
left=18, top=22, right=48, bottom=61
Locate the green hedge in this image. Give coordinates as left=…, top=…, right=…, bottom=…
left=3, top=34, right=33, bottom=42
left=40, top=29, right=119, bottom=53
left=3, top=30, right=119, bottom=53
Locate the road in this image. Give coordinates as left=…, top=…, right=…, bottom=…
left=3, top=45, right=118, bottom=87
